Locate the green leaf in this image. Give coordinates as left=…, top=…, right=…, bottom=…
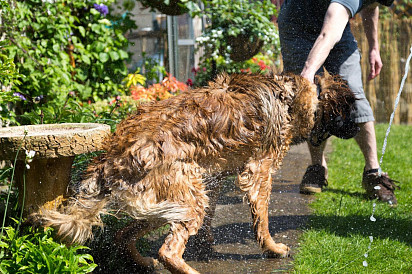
left=78, top=26, right=85, bottom=37
left=108, top=51, right=119, bottom=61
left=60, top=72, right=71, bottom=84
left=94, top=42, right=105, bottom=52
left=99, top=52, right=109, bottom=63
left=118, top=50, right=128, bottom=59
left=81, top=54, right=91, bottom=65
left=52, top=44, right=60, bottom=52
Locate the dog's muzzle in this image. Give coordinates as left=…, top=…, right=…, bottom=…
left=309, top=114, right=360, bottom=146
left=327, top=115, right=360, bottom=139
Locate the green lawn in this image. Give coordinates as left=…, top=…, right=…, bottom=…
left=293, top=124, right=412, bottom=273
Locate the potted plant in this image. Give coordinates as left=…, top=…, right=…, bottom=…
left=196, top=0, right=279, bottom=62
left=138, top=0, right=201, bottom=16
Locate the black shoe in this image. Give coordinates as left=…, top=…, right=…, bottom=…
left=299, top=164, right=328, bottom=194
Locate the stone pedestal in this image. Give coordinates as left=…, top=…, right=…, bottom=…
left=0, top=123, right=111, bottom=214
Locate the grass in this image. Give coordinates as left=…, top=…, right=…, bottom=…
left=293, top=124, right=412, bottom=273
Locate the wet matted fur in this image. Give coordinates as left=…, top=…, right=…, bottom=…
left=32, top=71, right=357, bottom=274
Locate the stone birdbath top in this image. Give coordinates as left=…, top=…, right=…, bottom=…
left=0, top=123, right=111, bottom=214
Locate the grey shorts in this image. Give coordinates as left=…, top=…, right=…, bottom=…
left=280, top=34, right=375, bottom=124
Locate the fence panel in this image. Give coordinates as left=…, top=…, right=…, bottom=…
left=351, top=17, right=412, bottom=124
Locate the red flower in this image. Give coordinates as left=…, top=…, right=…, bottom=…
left=186, top=78, right=193, bottom=87
left=258, top=60, right=267, bottom=70
left=240, top=68, right=252, bottom=74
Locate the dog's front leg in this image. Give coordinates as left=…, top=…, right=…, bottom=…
left=237, top=158, right=290, bottom=258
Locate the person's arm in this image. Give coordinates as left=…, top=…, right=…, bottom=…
left=360, top=3, right=382, bottom=80
left=300, top=2, right=351, bottom=82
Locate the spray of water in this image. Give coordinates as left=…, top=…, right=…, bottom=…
left=379, top=45, right=412, bottom=172
left=363, top=45, right=412, bottom=267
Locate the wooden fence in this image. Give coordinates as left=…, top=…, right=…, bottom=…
left=351, top=17, right=412, bottom=124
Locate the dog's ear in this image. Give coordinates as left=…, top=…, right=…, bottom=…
left=322, top=67, right=331, bottom=79
left=314, top=67, right=332, bottom=86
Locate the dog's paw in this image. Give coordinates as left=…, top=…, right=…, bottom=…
left=143, top=257, right=160, bottom=268
left=265, top=243, right=290, bottom=258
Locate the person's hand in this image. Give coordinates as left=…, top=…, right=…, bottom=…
left=368, top=47, right=382, bottom=80
left=300, top=70, right=315, bottom=83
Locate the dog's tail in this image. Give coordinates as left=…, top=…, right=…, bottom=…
left=30, top=196, right=107, bottom=244
left=29, top=161, right=192, bottom=244
left=31, top=194, right=191, bottom=244
left=29, top=162, right=108, bottom=244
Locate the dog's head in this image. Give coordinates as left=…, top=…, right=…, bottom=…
left=309, top=69, right=360, bottom=146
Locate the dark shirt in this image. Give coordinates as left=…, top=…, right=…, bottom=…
left=278, top=0, right=393, bottom=40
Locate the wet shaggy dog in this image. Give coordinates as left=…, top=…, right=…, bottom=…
left=32, top=70, right=358, bottom=274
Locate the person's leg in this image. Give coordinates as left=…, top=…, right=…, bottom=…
left=335, top=49, right=399, bottom=204
left=354, top=121, right=379, bottom=171
left=307, top=141, right=328, bottom=169
left=355, top=122, right=400, bottom=205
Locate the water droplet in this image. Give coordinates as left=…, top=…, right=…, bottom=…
left=374, top=186, right=381, bottom=190
left=363, top=261, right=368, bottom=267
left=370, top=216, right=376, bottom=222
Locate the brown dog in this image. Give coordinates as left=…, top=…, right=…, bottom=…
left=32, top=70, right=357, bottom=274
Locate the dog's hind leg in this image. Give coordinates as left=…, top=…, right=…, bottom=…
left=157, top=161, right=208, bottom=274
left=237, top=157, right=290, bottom=258
left=115, top=220, right=162, bottom=269
left=159, top=222, right=200, bottom=274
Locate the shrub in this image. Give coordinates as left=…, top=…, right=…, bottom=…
left=0, top=0, right=136, bottom=124
left=130, top=73, right=188, bottom=102
left=193, top=0, right=280, bottom=85
left=0, top=50, right=22, bottom=126
left=0, top=226, right=96, bottom=273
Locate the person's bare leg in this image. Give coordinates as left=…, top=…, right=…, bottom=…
left=354, top=121, right=399, bottom=204
left=353, top=121, right=379, bottom=171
